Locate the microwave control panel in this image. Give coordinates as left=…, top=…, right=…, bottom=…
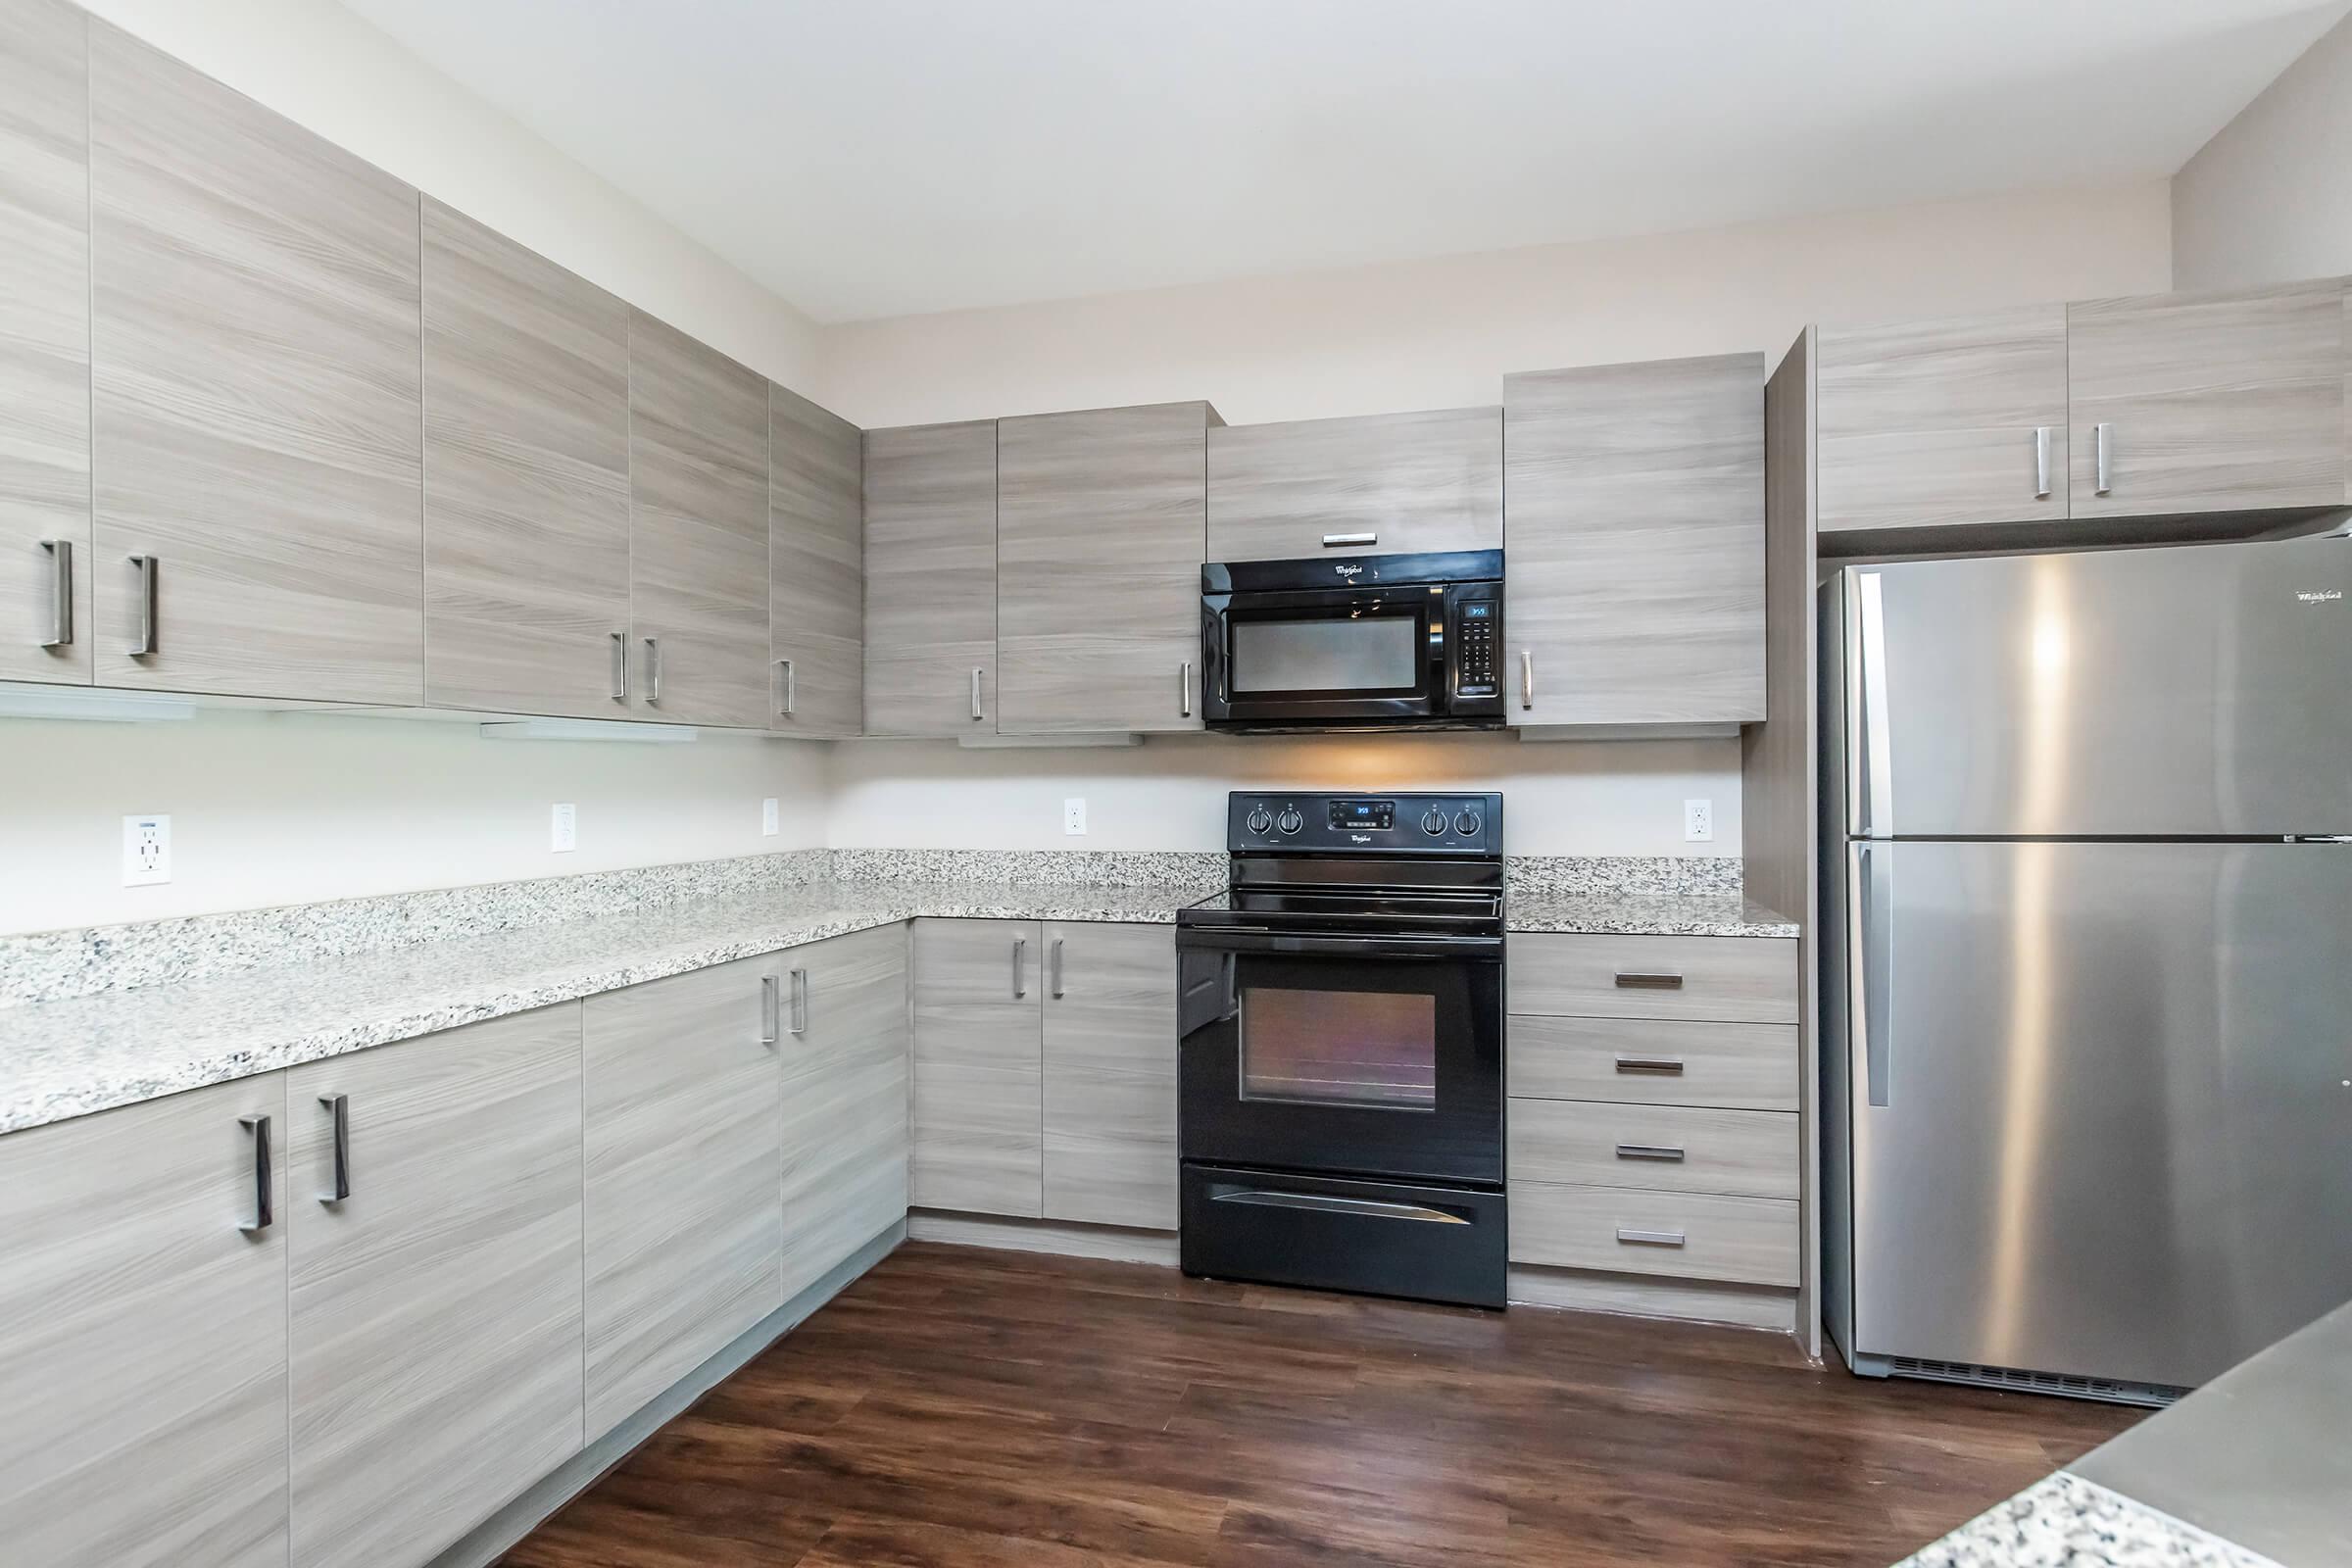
left=1453, top=593, right=1499, bottom=697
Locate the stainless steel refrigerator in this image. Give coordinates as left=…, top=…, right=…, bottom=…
left=1819, top=533, right=2352, bottom=1401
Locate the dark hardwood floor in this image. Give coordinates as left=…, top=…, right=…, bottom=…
left=502, top=1242, right=2141, bottom=1567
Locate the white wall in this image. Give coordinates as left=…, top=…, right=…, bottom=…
left=2173, top=11, right=2352, bottom=290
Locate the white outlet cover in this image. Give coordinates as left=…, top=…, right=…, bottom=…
left=1063, top=797, right=1087, bottom=835
left=1683, top=798, right=1714, bottom=844
left=551, top=802, right=577, bottom=853
left=761, top=797, right=780, bottom=836
left=122, top=813, right=171, bottom=886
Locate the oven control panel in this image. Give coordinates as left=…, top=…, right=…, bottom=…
left=1229, top=792, right=1503, bottom=855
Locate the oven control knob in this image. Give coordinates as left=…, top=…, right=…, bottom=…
left=1420, top=808, right=1448, bottom=836
left=1275, top=808, right=1303, bottom=835
left=1454, top=809, right=1483, bottom=837
left=1245, top=808, right=1274, bottom=835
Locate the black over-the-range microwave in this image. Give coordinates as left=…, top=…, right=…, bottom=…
left=1200, top=550, right=1504, bottom=731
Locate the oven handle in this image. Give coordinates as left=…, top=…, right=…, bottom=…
left=1175, top=927, right=1502, bottom=960
left=1208, top=1187, right=1471, bottom=1225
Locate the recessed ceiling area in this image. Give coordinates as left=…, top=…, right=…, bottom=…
left=342, top=0, right=2349, bottom=322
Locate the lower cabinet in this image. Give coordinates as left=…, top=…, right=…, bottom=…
left=284, top=1006, right=584, bottom=1568
left=779, top=924, right=910, bottom=1298
left=911, top=916, right=1178, bottom=1227
left=0, top=1073, right=291, bottom=1568
left=582, top=954, right=784, bottom=1441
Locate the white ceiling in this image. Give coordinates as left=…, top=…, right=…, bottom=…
left=343, top=0, right=2351, bottom=323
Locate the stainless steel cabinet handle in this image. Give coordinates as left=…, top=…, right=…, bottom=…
left=1613, top=1055, right=1686, bottom=1076
left=238, top=1113, right=271, bottom=1234
left=1321, top=532, right=1378, bottom=549
left=40, top=540, right=72, bottom=648
left=1011, top=936, right=1027, bottom=998
left=1519, top=650, right=1534, bottom=710
left=318, top=1094, right=350, bottom=1203
left=1614, top=1144, right=1687, bottom=1162
left=2094, top=422, right=2113, bottom=496
left=1613, top=971, right=1685, bottom=990
left=776, top=659, right=795, bottom=717
left=1179, top=660, right=1193, bottom=718
left=610, top=631, right=627, bottom=701
left=643, top=636, right=662, bottom=702
left=1616, top=1227, right=1687, bottom=1248
left=789, top=967, right=808, bottom=1037
left=2034, top=426, right=2051, bottom=499
left=970, top=666, right=985, bottom=722
left=128, top=554, right=158, bottom=657
left=1050, top=937, right=1065, bottom=998
left=760, top=974, right=780, bottom=1045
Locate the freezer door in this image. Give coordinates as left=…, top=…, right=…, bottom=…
left=1846, top=840, right=2352, bottom=1389
left=1838, top=534, right=2352, bottom=838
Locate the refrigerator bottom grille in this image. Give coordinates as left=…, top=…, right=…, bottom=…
left=1889, top=1355, right=2186, bottom=1408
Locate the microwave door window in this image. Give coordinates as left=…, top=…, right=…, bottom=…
left=1231, top=615, right=1420, bottom=693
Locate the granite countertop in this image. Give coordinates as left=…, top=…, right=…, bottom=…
left=0, top=877, right=1215, bottom=1137
left=1895, top=1473, right=2283, bottom=1568
left=1504, top=888, right=1798, bottom=938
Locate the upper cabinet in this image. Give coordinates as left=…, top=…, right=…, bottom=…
left=769, top=384, right=864, bottom=738
left=998, top=402, right=1216, bottom=734
left=1816, top=305, right=2068, bottom=534
left=421, top=200, right=633, bottom=719
left=1207, top=406, right=1501, bottom=562
left=1504, top=354, right=1765, bottom=729
left=863, top=420, right=998, bottom=737
left=2066, top=279, right=2346, bottom=517
left=90, top=24, right=423, bottom=704
left=0, top=0, right=88, bottom=688
left=625, top=311, right=772, bottom=728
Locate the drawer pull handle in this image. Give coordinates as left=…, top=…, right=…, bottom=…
left=1613, top=1055, right=1686, bottom=1076
left=1615, top=1143, right=1686, bottom=1162
left=1616, top=1226, right=1687, bottom=1248
left=1613, top=971, right=1685, bottom=990
left=1210, top=1187, right=1468, bottom=1225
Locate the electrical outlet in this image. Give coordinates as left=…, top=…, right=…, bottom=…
left=761, top=797, right=779, bottom=837
left=551, top=803, right=576, bottom=854
left=1063, top=798, right=1087, bottom=836
left=122, top=813, right=171, bottom=886
left=1683, top=799, right=1714, bottom=844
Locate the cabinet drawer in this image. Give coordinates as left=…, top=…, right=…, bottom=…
left=1510, top=1182, right=1797, bottom=1286
left=1507, top=1101, right=1796, bottom=1199
left=1507, top=1015, right=1797, bottom=1111
left=1506, top=933, right=1795, bottom=1023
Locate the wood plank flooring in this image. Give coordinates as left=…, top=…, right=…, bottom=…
left=501, top=1242, right=2139, bottom=1567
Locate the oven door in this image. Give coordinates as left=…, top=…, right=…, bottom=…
left=1203, top=584, right=1441, bottom=727
left=1176, top=928, right=1503, bottom=1186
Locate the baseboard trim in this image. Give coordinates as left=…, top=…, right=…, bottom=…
left=427, top=1218, right=906, bottom=1568
left=1508, top=1262, right=1797, bottom=1334
left=908, top=1208, right=1180, bottom=1266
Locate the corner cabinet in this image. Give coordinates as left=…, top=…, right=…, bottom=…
left=778, top=924, right=910, bottom=1298
left=1504, top=353, right=1766, bottom=729
left=769, top=384, right=865, bottom=737
left=863, top=420, right=999, bottom=736
left=0, top=1073, right=291, bottom=1568
left=911, top=917, right=1045, bottom=1214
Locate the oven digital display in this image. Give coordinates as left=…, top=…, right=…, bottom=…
left=1327, top=800, right=1395, bottom=830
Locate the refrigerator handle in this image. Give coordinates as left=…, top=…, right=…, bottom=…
left=1854, top=842, right=1894, bottom=1107
left=1854, top=570, right=1893, bottom=838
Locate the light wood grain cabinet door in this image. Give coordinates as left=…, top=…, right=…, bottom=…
left=285, top=1008, right=584, bottom=1568
left=1043, top=922, right=1179, bottom=1229
left=1504, top=354, right=1764, bottom=727
left=0, top=0, right=89, bottom=686
left=1817, top=305, right=2068, bottom=533
left=779, top=924, right=909, bottom=1299
left=1207, top=406, right=1501, bottom=561
left=912, top=917, right=1044, bottom=1216
left=89, top=25, right=424, bottom=704
left=0, top=1073, right=289, bottom=1568
left=998, top=402, right=1214, bottom=733
left=2067, top=279, right=2347, bottom=517
left=770, top=383, right=864, bottom=737
left=626, top=310, right=771, bottom=728
left=422, top=199, right=632, bottom=718
left=583, top=955, right=785, bottom=1440
left=863, top=420, right=998, bottom=736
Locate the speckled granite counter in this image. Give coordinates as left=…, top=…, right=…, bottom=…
left=1504, top=888, right=1797, bottom=938
left=0, top=878, right=1215, bottom=1136
left=1895, top=1474, right=2282, bottom=1568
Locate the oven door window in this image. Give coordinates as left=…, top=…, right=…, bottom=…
left=1229, top=606, right=1424, bottom=695
left=1240, top=985, right=1437, bottom=1110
